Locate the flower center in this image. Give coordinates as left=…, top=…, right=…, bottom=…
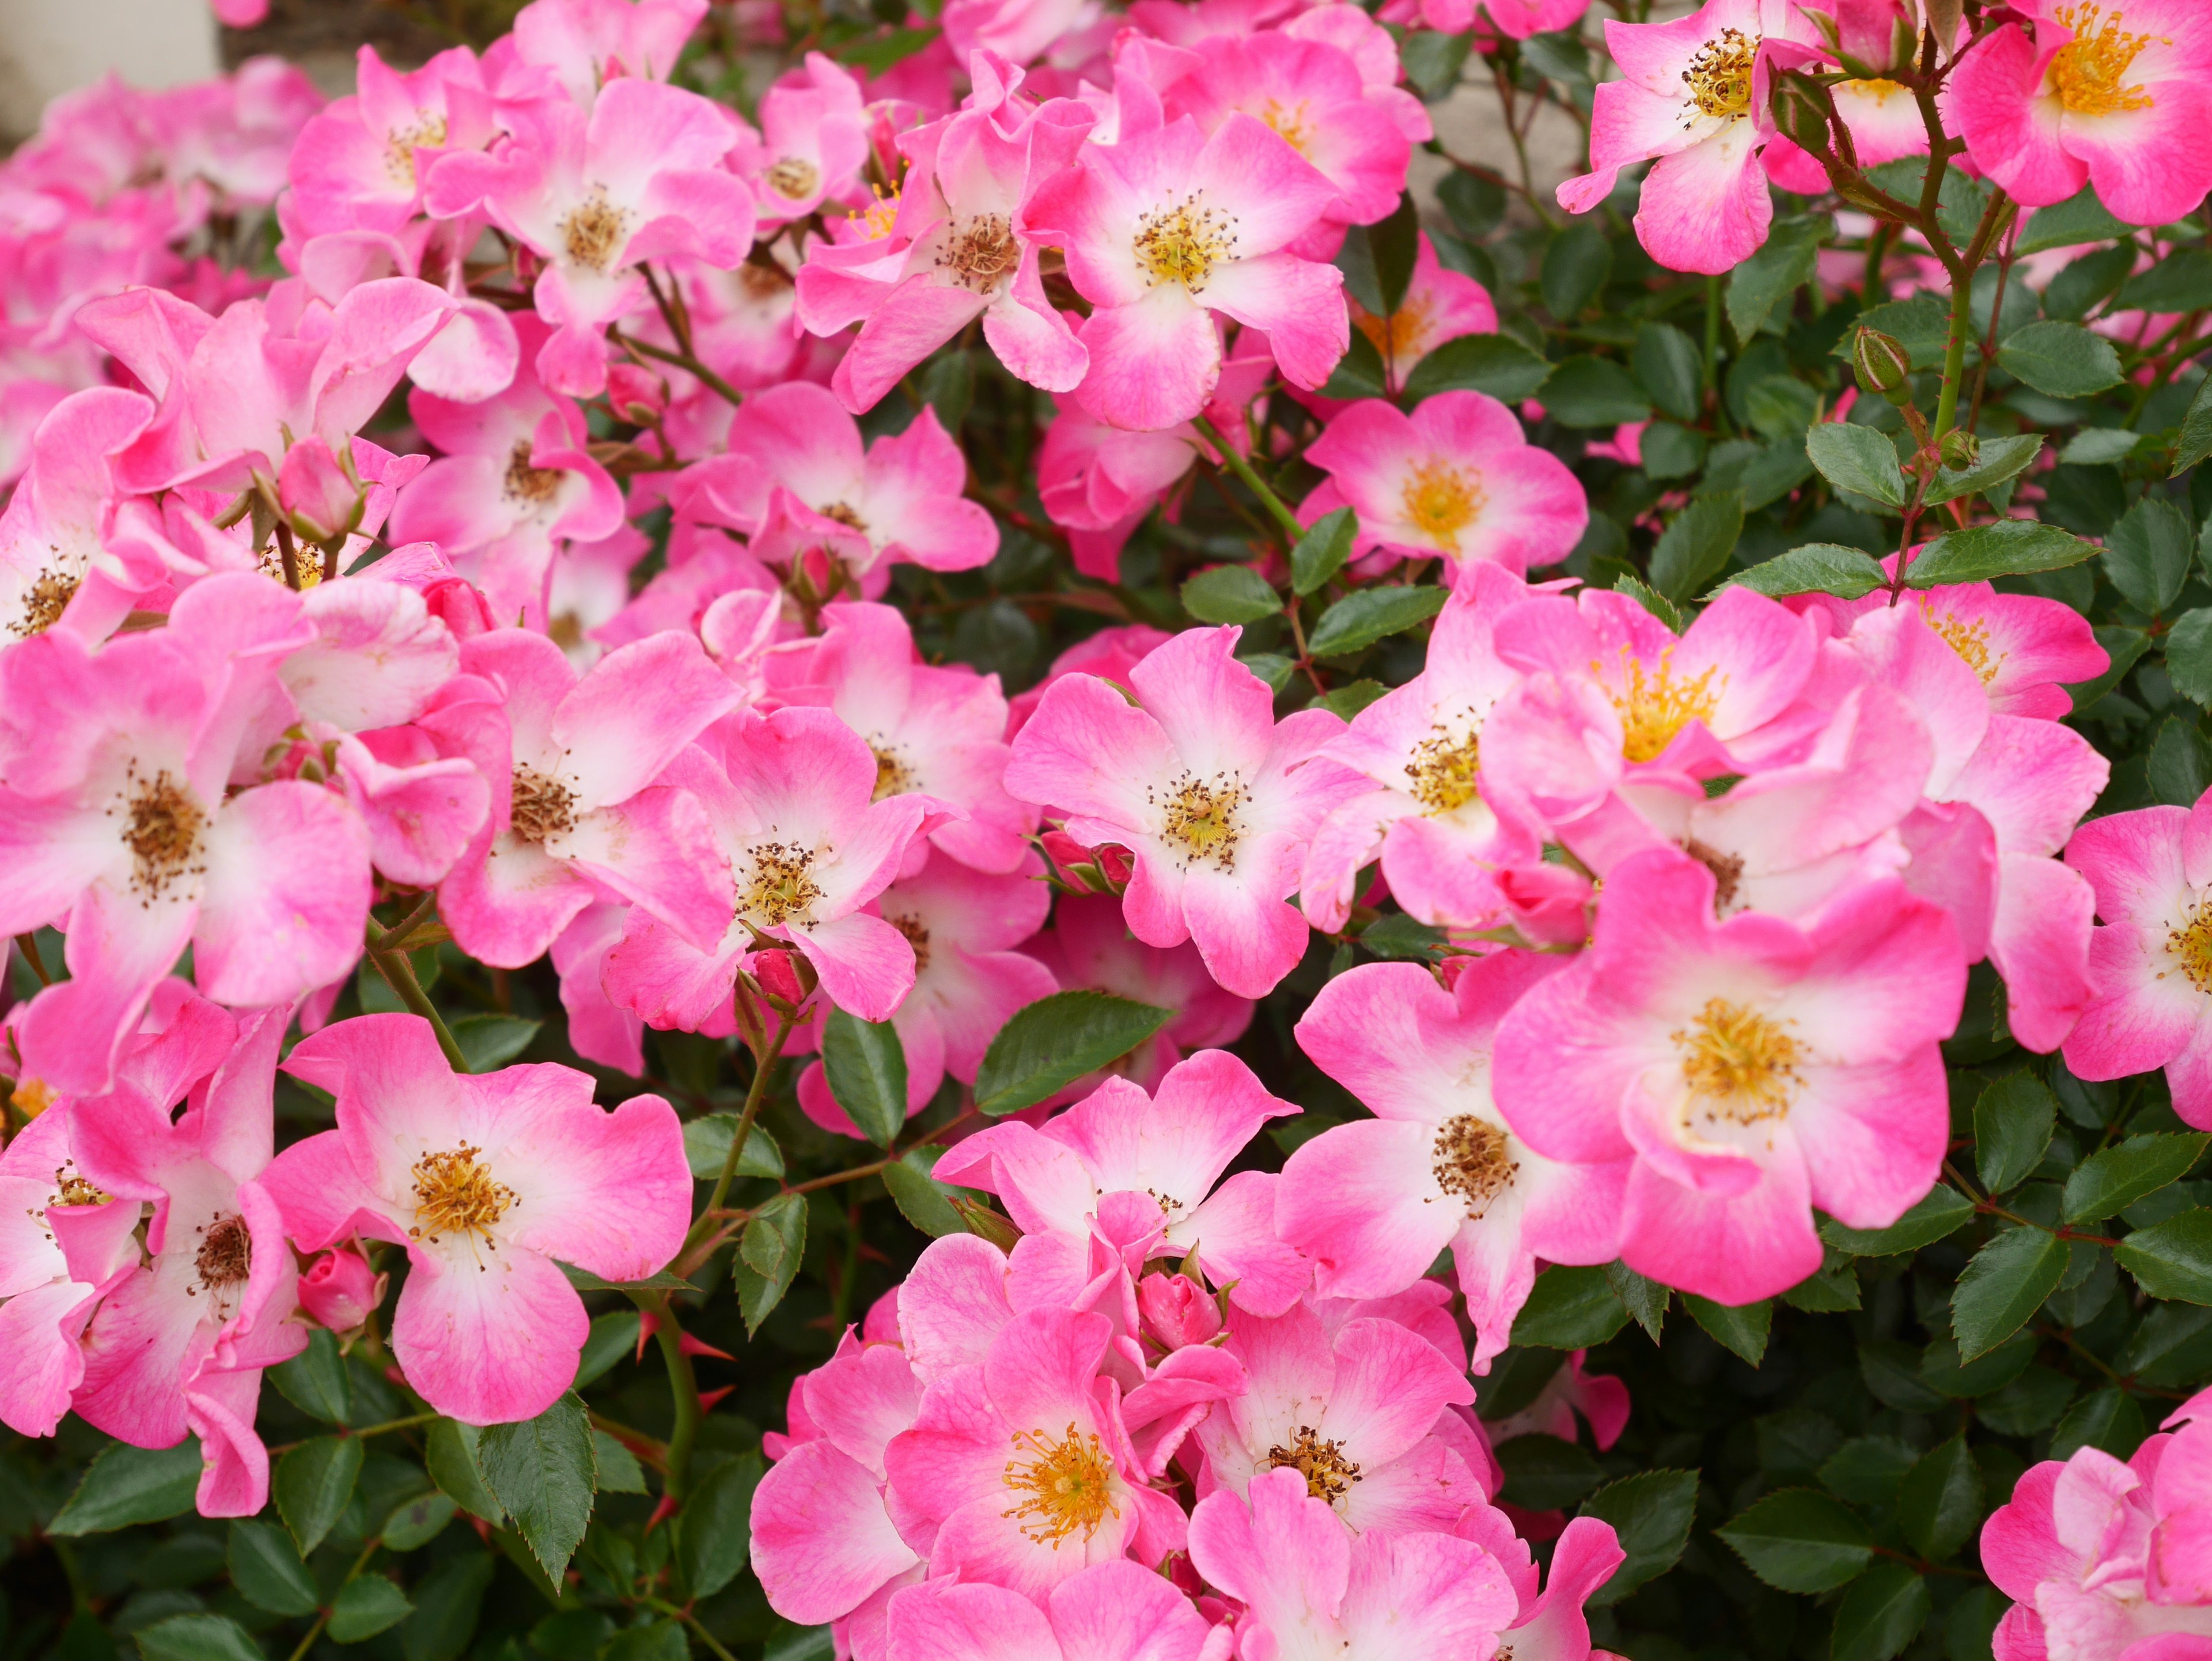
left=1260, top=97, right=1313, bottom=155
left=122, top=767, right=207, bottom=899
left=1406, top=724, right=1482, bottom=814
left=410, top=1144, right=518, bottom=1248
left=1153, top=772, right=1247, bottom=870
left=767, top=156, right=819, bottom=199
left=13, top=569, right=78, bottom=638
left=817, top=501, right=868, bottom=532
left=504, top=440, right=565, bottom=506
left=1354, top=289, right=1438, bottom=366
left=1400, top=457, right=1483, bottom=551
left=1681, top=27, right=1759, bottom=122
left=1134, top=195, right=1236, bottom=294
left=872, top=744, right=914, bottom=801
left=1607, top=647, right=1722, bottom=765
left=2166, top=902, right=2212, bottom=993
left=1675, top=998, right=1800, bottom=1123
left=1431, top=1114, right=1518, bottom=1218
left=2050, top=4, right=2165, bottom=116
left=1266, top=1426, right=1363, bottom=1503
left=849, top=183, right=900, bottom=241
left=384, top=113, right=447, bottom=188
left=888, top=911, right=930, bottom=973
left=509, top=764, right=577, bottom=843
left=1923, top=603, right=2001, bottom=684
left=560, top=192, right=632, bottom=273
left=940, top=213, right=1017, bottom=290
left=193, top=1213, right=252, bottom=1291
left=1002, top=1424, right=1120, bottom=1545
left=744, top=842, right=823, bottom=926
left=1685, top=837, right=1745, bottom=912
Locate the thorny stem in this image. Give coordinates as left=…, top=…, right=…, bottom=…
left=363, top=915, right=468, bottom=1073
left=681, top=1008, right=800, bottom=1270
left=641, top=1289, right=703, bottom=1503
left=265, top=1411, right=439, bottom=1458
left=1190, top=413, right=1304, bottom=542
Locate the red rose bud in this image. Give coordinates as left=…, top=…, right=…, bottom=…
left=277, top=436, right=364, bottom=546
left=1138, top=1271, right=1222, bottom=1349
left=299, top=1247, right=383, bottom=1333
left=1094, top=842, right=1135, bottom=886
left=423, top=576, right=497, bottom=640
left=751, top=948, right=809, bottom=1012
left=606, top=364, right=666, bottom=425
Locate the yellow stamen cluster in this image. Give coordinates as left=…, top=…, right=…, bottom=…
left=938, top=214, right=1017, bottom=292
left=504, top=439, right=565, bottom=506
left=509, top=765, right=578, bottom=844
left=2166, top=902, right=2212, bottom=993
left=410, top=1144, right=518, bottom=1250
left=766, top=156, right=820, bottom=200
left=2050, top=4, right=2166, bottom=117
left=192, top=1213, right=253, bottom=1291
left=383, top=114, right=448, bottom=188
left=745, top=843, right=824, bottom=926
left=560, top=193, right=631, bottom=272
left=1154, top=773, right=1248, bottom=871
left=1675, top=999, right=1801, bottom=1123
left=1400, top=457, right=1484, bottom=553
left=1680, top=27, right=1759, bottom=123
left=1002, top=1424, right=1120, bottom=1545
left=1608, top=648, right=1722, bottom=765
left=1405, top=725, right=1483, bottom=815
left=1134, top=196, right=1236, bottom=293
left=13, top=569, right=77, bottom=638
left=119, top=767, right=207, bottom=902
left=1266, top=1427, right=1363, bottom=1503
left=1431, top=1114, right=1518, bottom=1219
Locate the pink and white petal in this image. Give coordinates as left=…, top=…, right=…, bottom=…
left=754, top=1441, right=922, bottom=1626
left=441, top=829, right=600, bottom=968
left=1278, top=1119, right=1460, bottom=1299
left=790, top=910, right=918, bottom=1022
left=553, top=789, right=730, bottom=950
left=887, top=1579, right=1057, bottom=1661
left=495, top=1090, right=691, bottom=1282
left=1633, top=120, right=1772, bottom=277
left=1179, top=868, right=1310, bottom=1000
left=1176, top=1171, right=1311, bottom=1315
left=1199, top=253, right=1348, bottom=392
left=195, top=784, right=372, bottom=1008
left=1619, top=1151, right=1821, bottom=1307
left=390, top=1242, right=588, bottom=1426
left=1074, top=289, right=1222, bottom=433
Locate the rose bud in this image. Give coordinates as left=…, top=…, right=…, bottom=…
left=1138, top=1271, right=1222, bottom=1350
left=300, top=1247, right=384, bottom=1333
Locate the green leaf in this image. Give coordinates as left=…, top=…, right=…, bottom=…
left=1728, top=221, right=1825, bottom=338
left=2116, top=1208, right=2212, bottom=1303
left=477, top=1391, right=596, bottom=1585
left=1978, top=1365, right=2078, bottom=1436
left=1438, top=170, right=1505, bottom=240
left=49, top=1439, right=203, bottom=1535
left=2076, top=622, right=2153, bottom=711
left=227, top=1520, right=318, bottom=1617
left=972, top=990, right=1174, bottom=1116
left=822, top=1009, right=908, bottom=1147
left=1684, top=1295, right=1772, bottom=1365
left=1542, top=223, right=1613, bottom=320
left=1821, top=1436, right=1920, bottom=1507
left=1359, top=911, right=1448, bottom=962
left=1832, top=1562, right=1931, bottom=1661
left=275, top=1435, right=363, bottom=1556
left=1919, top=1331, right=2036, bottom=1399
left=591, top=1432, right=646, bottom=1495
left=2046, top=245, right=2137, bottom=322
left=1899, top=1437, right=1984, bottom=1562
left=1822, top=1185, right=1975, bottom=1255
left=1305, top=585, right=1450, bottom=657
left=1402, top=333, right=1555, bottom=406
left=1238, top=651, right=1297, bottom=694
left=329, top=1579, right=414, bottom=1645
left=1721, top=543, right=1888, bottom=601
left=1495, top=1436, right=1605, bottom=1511
left=556, top=1262, right=695, bottom=1293
left=737, top=1192, right=809, bottom=1335
left=677, top=1451, right=763, bottom=1599
left=449, top=1014, right=540, bottom=1073
left=1649, top=490, right=1745, bottom=603
left=2064, top=1133, right=2209, bottom=1221
left=2050, top=1387, right=2147, bottom=1461
left=1319, top=328, right=1388, bottom=401
left=1315, top=680, right=1389, bottom=720
left=1975, top=1072, right=2057, bottom=1195
left=1997, top=321, right=2126, bottom=398
left=2167, top=609, right=2212, bottom=707
left=2173, top=376, right=2212, bottom=477
left=683, top=1115, right=783, bottom=1182
left=2015, top=184, right=2131, bottom=254
left=1613, top=575, right=1684, bottom=634
left=427, top=1420, right=504, bottom=1525
left=2150, top=716, right=2212, bottom=807
left=1922, top=434, right=2045, bottom=508
left=1578, top=1470, right=1699, bottom=1606
left=2120, top=248, right=2212, bottom=315
left=2105, top=496, right=2197, bottom=615
left=1608, top=1260, right=1667, bottom=1340
left=1806, top=423, right=1907, bottom=508
left=603, top=1624, right=687, bottom=1661
left=402, top=1554, right=494, bottom=1661
left=2062, top=427, right=2144, bottom=466
left=1642, top=421, right=1707, bottom=480
left=1537, top=357, right=1650, bottom=428
left=381, top=1490, right=458, bottom=1553
left=269, top=1327, right=351, bottom=1425
left=1952, top=1226, right=2069, bottom=1360
left=1291, top=508, right=1358, bottom=596
left=1401, top=28, right=1474, bottom=98
left=1904, top=520, right=2097, bottom=587
left=882, top=1145, right=968, bottom=1238
left=136, top=1615, right=266, bottom=1661
left=917, top=347, right=973, bottom=434
left=831, top=23, right=941, bottom=72
left=1633, top=323, right=1704, bottom=423
left=1717, top=1488, right=1873, bottom=1593
left=1511, top=1264, right=1630, bottom=1349
left=575, top=1310, right=641, bottom=1390
left=1180, top=563, right=1281, bottom=626
left=1782, top=1255, right=1862, bottom=1312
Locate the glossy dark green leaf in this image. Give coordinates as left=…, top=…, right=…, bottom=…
left=1717, top=1488, right=1873, bottom=1592
left=1632, top=322, right=1703, bottom=423
left=135, top=1615, right=265, bottom=1661
left=1578, top=1470, right=1699, bottom=1606
left=1608, top=1261, right=1667, bottom=1340
left=882, top=1145, right=968, bottom=1238
left=1305, top=585, right=1449, bottom=657
left=401, top=1554, right=494, bottom=1661
left=1511, top=1265, right=1629, bottom=1349
left=270, top=1328, right=351, bottom=1426
left=1728, top=220, right=1825, bottom=338
left=1899, top=1437, right=1983, bottom=1561
left=822, top=1008, right=908, bottom=1147
left=737, top=1192, right=809, bottom=1335
left=677, top=1451, right=763, bottom=1599
left=2116, top=1208, right=2212, bottom=1303
left=1976, top=1072, right=2057, bottom=1195
left=449, top=1014, right=539, bottom=1073
left=1821, top=1185, right=1975, bottom=1255
left=1612, top=575, right=1684, bottom=633
left=1315, top=680, right=1389, bottom=720
left=477, top=1391, right=596, bottom=1584
left=2119, top=249, right=2212, bottom=315
left=2150, top=716, right=2212, bottom=808
left=329, top=1579, right=414, bottom=1644
left=2050, top=1387, right=2147, bottom=1461
left=1806, top=423, right=1906, bottom=508
left=1495, top=1436, right=1604, bottom=1511
left=1542, top=223, right=1612, bottom=320
left=275, top=1435, right=363, bottom=1556
left=2014, top=184, right=2131, bottom=253
left=556, top=1263, right=695, bottom=1293
left=1997, top=321, right=2124, bottom=397
left=1904, top=520, right=2096, bottom=587
left=1291, top=508, right=1358, bottom=596
left=1538, top=357, right=1650, bottom=429
left=1821, top=1436, right=1919, bottom=1507
left=381, top=1490, right=458, bottom=1553
left=2166, top=609, right=2212, bottom=707
left=2064, top=1133, right=2209, bottom=1222
left=592, top=1431, right=645, bottom=1495
left=1402, top=333, right=1554, bottom=406
left=973, top=992, right=1173, bottom=1115
left=1684, top=1295, right=1771, bottom=1365
left=1923, top=434, right=2044, bottom=508
left=49, top=1440, right=203, bottom=1536
left=1650, top=490, right=1744, bottom=602
left=1832, top=1562, right=1931, bottom=1661
left=1180, top=563, right=1281, bottom=626
left=226, top=1520, right=317, bottom=1617
left=2174, top=375, right=2212, bottom=477
left=1952, top=1226, right=2069, bottom=1360
left=1919, top=1331, right=2036, bottom=1399
left=2104, top=497, right=2196, bottom=615
left=682, top=1115, right=783, bottom=1182
left=575, top=1310, right=641, bottom=1390
left=1721, top=543, right=1887, bottom=601
left=1404, top=28, right=1475, bottom=96
left=1319, top=328, right=1388, bottom=401
left=426, top=1420, right=504, bottom=1525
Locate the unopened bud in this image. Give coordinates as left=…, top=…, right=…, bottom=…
left=948, top=1194, right=1022, bottom=1251
left=1940, top=429, right=1980, bottom=470
left=748, top=948, right=814, bottom=1015
left=1773, top=74, right=1832, bottom=154
left=1138, top=1272, right=1223, bottom=1350
left=1852, top=327, right=1914, bottom=404
left=300, top=1247, right=385, bottom=1333
left=278, top=437, right=365, bottom=547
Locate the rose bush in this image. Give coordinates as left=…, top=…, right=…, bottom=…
left=5, top=1, right=2212, bottom=1659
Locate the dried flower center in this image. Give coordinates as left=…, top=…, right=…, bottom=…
left=1266, top=1425, right=1362, bottom=1503
left=121, top=767, right=207, bottom=899
left=1923, top=603, right=2001, bottom=684
left=194, top=1213, right=252, bottom=1291
left=1002, top=1424, right=1120, bottom=1545
left=13, top=569, right=78, bottom=638
left=384, top=113, right=448, bottom=188
left=888, top=911, right=930, bottom=974
left=509, top=765, right=577, bottom=843
left=1431, top=1114, right=1518, bottom=1217
left=1134, top=195, right=1236, bottom=293
left=872, top=745, right=915, bottom=801
left=54, top=1168, right=107, bottom=1207
left=1681, top=27, right=1759, bottom=122
left=940, top=213, right=1017, bottom=290
left=1406, top=725, right=1482, bottom=814
left=1608, top=648, right=1722, bottom=765
left=1153, top=772, right=1247, bottom=870
left=410, top=1144, right=517, bottom=1248
left=1354, top=289, right=1438, bottom=366
left=744, top=842, right=823, bottom=926
left=766, top=156, right=819, bottom=200
left=2049, top=4, right=2165, bottom=116
left=1400, top=457, right=1483, bottom=551
left=817, top=501, right=868, bottom=532
left=1685, top=837, right=1745, bottom=913
left=504, top=440, right=565, bottom=506
left=1261, top=97, right=1313, bottom=155
left=1675, top=998, right=1800, bottom=1123
left=2166, top=902, right=2212, bottom=993
left=560, top=192, right=632, bottom=272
